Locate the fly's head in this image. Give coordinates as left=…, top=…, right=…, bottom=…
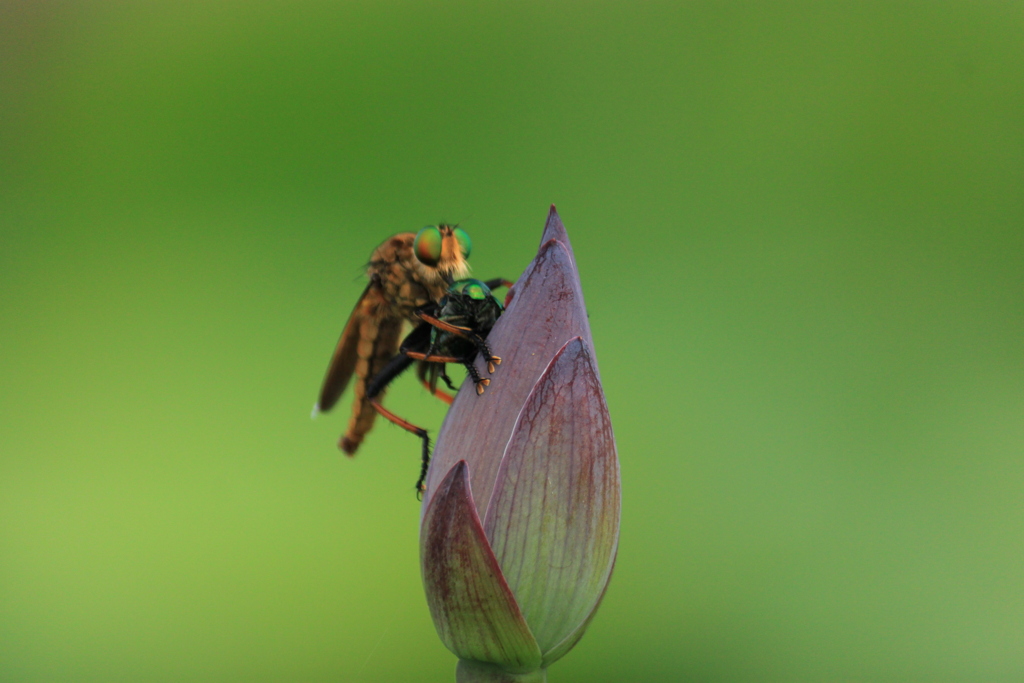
left=412, top=224, right=472, bottom=288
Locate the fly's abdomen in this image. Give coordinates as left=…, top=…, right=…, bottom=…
left=340, top=310, right=403, bottom=455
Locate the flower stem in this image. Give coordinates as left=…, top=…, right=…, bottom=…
left=456, top=660, right=547, bottom=683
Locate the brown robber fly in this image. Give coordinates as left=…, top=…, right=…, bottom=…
left=314, top=225, right=510, bottom=475
left=363, top=277, right=506, bottom=493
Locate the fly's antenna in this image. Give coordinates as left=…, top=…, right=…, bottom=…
left=451, top=212, right=475, bottom=227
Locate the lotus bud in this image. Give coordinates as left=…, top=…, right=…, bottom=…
left=420, top=207, right=620, bottom=682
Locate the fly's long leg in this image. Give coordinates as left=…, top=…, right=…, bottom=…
left=405, top=351, right=462, bottom=364
left=483, top=278, right=516, bottom=308
left=368, top=398, right=431, bottom=496
left=408, top=325, right=455, bottom=405
left=483, top=278, right=514, bottom=291
left=399, top=320, right=433, bottom=354
left=364, top=349, right=433, bottom=495
left=418, top=313, right=502, bottom=373
left=417, top=313, right=471, bottom=335
left=438, top=366, right=457, bottom=392
left=463, top=361, right=490, bottom=395
left=473, top=336, right=501, bottom=374
left=419, top=380, right=454, bottom=405
left=365, top=353, right=416, bottom=401
left=408, top=350, right=491, bottom=395
left=415, top=362, right=454, bottom=405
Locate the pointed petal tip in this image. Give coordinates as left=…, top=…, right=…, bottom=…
left=448, top=459, right=470, bottom=487
left=421, top=458, right=470, bottom=518
left=560, top=336, right=594, bottom=366
left=539, top=208, right=576, bottom=272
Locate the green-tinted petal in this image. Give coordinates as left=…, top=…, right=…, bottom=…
left=421, top=461, right=542, bottom=673
left=483, top=337, right=620, bottom=661
left=537, top=554, right=615, bottom=667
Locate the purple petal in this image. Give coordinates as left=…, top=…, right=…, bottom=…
left=424, top=225, right=593, bottom=513
left=482, top=338, right=620, bottom=660
left=420, top=461, right=542, bottom=672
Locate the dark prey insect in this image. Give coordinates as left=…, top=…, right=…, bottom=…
left=363, top=278, right=505, bottom=494
left=314, top=225, right=511, bottom=477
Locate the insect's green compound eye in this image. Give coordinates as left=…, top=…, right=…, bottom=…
left=414, top=226, right=443, bottom=266
left=453, top=227, right=472, bottom=259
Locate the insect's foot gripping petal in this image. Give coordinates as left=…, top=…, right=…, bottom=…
left=486, top=356, right=502, bottom=374
left=475, top=378, right=491, bottom=395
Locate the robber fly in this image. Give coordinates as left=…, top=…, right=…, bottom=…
left=363, top=278, right=505, bottom=493
left=315, top=225, right=509, bottom=462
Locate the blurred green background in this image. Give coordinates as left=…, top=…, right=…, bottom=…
left=2, top=1, right=1022, bottom=681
